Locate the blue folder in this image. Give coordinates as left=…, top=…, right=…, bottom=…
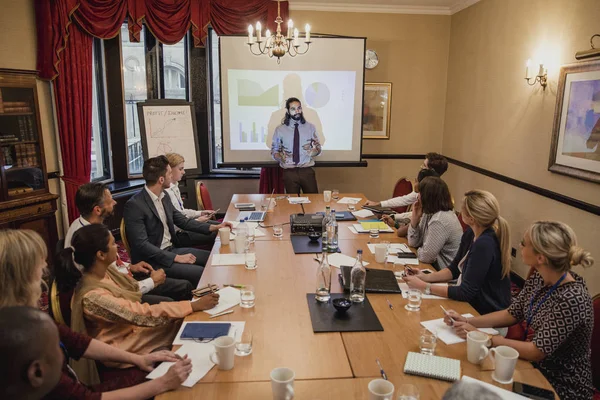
left=180, top=323, right=231, bottom=340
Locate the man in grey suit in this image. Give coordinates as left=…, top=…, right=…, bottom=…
left=124, top=155, right=232, bottom=287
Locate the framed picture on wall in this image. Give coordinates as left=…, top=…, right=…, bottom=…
left=549, top=60, right=600, bottom=183
left=363, top=82, right=392, bottom=139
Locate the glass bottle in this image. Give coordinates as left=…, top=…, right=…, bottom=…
left=350, top=249, right=366, bottom=303
left=327, top=209, right=338, bottom=251
left=322, top=206, right=331, bottom=250
left=315, top=248, right=331, bottom=302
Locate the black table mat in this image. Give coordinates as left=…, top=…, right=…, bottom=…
left=291, top=235, right=323, bottom=254
left=306, top=293, right=384, bottom=333
left=316, top=211, right=357, bottom=221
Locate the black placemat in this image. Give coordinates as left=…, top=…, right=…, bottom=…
left=291, top=235, right=323, bottom=254
left=316, top=211, right=357, bottom=221
left=306, top=293, right=384, bottom=333
left=339, top=266, right=402, bottom=294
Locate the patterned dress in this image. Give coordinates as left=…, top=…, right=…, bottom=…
left=507, top=270, right=594, bottom=400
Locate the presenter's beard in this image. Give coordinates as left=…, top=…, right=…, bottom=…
left=291, top=113, right=303, bottom=121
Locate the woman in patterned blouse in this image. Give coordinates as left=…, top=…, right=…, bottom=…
left=444, top=221, right=594, bottom=400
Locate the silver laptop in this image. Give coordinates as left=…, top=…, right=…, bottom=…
left=237, top=190, right=274, bottom=222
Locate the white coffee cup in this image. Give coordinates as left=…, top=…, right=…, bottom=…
left=270, top=367, right=295, bottom=400
left=218, top=227, right=230, bottom=245
left=490, top=345, right=519, bottom=384
left=323, top=190, right=332, bottom=203
left=374, top=244, right=387, bottom=263
left=368, top=378, right=395, bottom=400
left=209, top=336, right=236, bottom=370
left=467, top=331, right=490, bottom=364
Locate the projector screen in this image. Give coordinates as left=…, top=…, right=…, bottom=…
left=219, top=35, right=366, bottom=165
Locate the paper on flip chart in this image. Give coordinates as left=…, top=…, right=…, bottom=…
left=398, top=282, right=445, bottom=300
left=211, top=253, right=246, bottom=266
left=385, top=255, right=419, bottom=265
left=461, top=376, right=528, bottom=399
left=173, top=321, right=246, bottom=345
left=202, top=286, right=241, bottom=315
left=326, top=252, right=369, bottom=269
left=288, top=197, right=311, bottom=204
left=352, top=209, right=374, bottom=218
left=146, top=342, right=215, bottom=387
left=336, top=197, right=362, bottom=204
left=367, top=243, right=411, bottom=254
left=421, top=314, right=499, bottom=345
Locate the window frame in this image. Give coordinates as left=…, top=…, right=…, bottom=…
left=90, top=38, right=112, bottom=182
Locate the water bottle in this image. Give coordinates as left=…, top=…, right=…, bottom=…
left=350, top=250, right=366, bottom=303
left=235, top=219, right=247, bottom=254
left=315, top=248, right=331, bottom=302
left=322, top=206, right=331, bottom=250
left=327, top=209, right=338, bottom=251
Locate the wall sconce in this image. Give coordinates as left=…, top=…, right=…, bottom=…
left=525, top=59, right=547, bottom=90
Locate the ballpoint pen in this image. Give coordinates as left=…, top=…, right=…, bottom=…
left=209, top=309, right=234, bottom=319
left=224, top=284, right=245, bottom=288
left=440, top=305, right=456, bottom=325
left=376, top=358, right=388, bottom=380
left=386, top=298, right=394, bottom=310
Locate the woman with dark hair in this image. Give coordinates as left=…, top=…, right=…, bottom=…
left=406, top=177, right=462, bottom=270
left=56, top=224, right=218, bottom=385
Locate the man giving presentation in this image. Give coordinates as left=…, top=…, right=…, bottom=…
left=271, top=97, right=322, bottom=194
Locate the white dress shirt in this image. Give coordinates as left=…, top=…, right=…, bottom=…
left=167, top=183, right=203, bottom=219
left=64, top=216, right=155, bottom=294
left=380, top=191, right=419, bottom=209
left=145, top=185, right=173, bottom=250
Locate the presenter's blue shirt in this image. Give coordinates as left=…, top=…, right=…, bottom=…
left=271, top=120, right=322, bottom=168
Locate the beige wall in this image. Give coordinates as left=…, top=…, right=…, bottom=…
left=0, top=0, right=64, bottom=236
left=444, top=0, right=600, bottom=294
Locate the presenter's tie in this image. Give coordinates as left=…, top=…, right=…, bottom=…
left=293, top=123, right=300, bottom=165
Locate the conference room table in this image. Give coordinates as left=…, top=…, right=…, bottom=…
left=158, top=193, right=555, bottom=399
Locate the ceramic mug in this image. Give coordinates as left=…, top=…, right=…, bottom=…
left=209, top=336, right=236, bottom=371
left=490, top=345, right=519, bottom=384
left=466, top=331, right=490, bottom=364
left=374, top=244, right=387, bottom=263
left=218, top=227, right=230, bottom=245
left=368, top=378, right=395, bottom=400
left=271, top=367, right=295, bottom=400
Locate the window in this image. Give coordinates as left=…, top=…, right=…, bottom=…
left=163, top=38, right=188, bottom=100
left=90, top=39, right=111, bottom=181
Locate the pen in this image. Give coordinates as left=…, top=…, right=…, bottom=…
left=224, top=284, right=245, bottom=288
left=440, top=305, right=456, bottom=325
left=209, top=309, right=234, bottom=319
left=386, top=298, right=394, bottom=310
left=376, top=358, right=388, bottom=380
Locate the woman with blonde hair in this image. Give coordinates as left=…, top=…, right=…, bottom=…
left=444, top=221, right=594, bottom=400
left=0, top=229, right=194, bottom=399
left=404, top=189, right=512, bottom=315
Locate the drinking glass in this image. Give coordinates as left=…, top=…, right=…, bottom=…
left=370, top=228, right=380, bottom=239
left=245, top=251, right=257, bottom=270
left=323, top=190, right=332, bottom=203
left=396, top=384, right=419, bottom=400
left=381, top=241, right=391, bottom=256
left=348, top=200, right=357, bottom=211
left=273, top=224, right=283, bottom=238
left=419, top=328, right=437, bottom=355
left=235, top=329, right=253, bottom=356
left=332, top=189, right=340, bottom=200
left=247, top=225, right=256, bottom=244
left=240, top=285, right=256, bottom=308
left=405, top=289, right=422, bottom=311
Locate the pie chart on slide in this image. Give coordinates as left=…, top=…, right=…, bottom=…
left=305, top=82, right=330, bottom=108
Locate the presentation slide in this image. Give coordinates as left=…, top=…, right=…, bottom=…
left=219, top=36, right=365, bottom=164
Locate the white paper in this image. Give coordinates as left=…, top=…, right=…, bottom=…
left=398, top=282, right=446, bottom=300
left=336, top=197, right=362, bottom=204
left=421, top=314, right=499, bottom=345
left=352, top=223, right=394, bottom=233
left=367, top=243, right=411, bottom=254
left=288, top=197, right=311, bottom=204
left=352, top=209, right=374, bottom=218
left=203, top=286, right=241, bottom=315
left=461, top=376, right=528, bottom=399
left=386, top=255, right=420, bottom=265
left=347, top=226, right=359, bottom=234
left=211, top=253, right=246, bottom=266
left=326, top=252, right=369, bottom=269
left=146, top=343, right=215, bottom=387
left=173, top=321, right=246, bottom=345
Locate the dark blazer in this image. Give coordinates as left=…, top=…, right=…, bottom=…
left=124, top=187, right=212, bottom=267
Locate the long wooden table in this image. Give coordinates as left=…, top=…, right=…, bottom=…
left=159, top=193, right=555, bottom=399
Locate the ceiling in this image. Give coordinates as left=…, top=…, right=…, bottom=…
left=288, top=0, right=482, bottom=15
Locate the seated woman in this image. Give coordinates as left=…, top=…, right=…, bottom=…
left=404, top=189, right=511, bottom=315
left=56, top=224, right=218, bottom=380
left=405, top=176, right=462, bottom=270
left=0, top=228, right=196, bottom=399
left=443, top=221, right=594, bottom=400
left=166, top=152, right=218, bottom=247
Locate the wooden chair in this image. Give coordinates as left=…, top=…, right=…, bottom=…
left=391, top=178, right=413, bottom=213
left=195, top=180, right=214, bottom=211
left=49, top=278, right=73, bottom=327
left=120, top=218, right=131, bottom=254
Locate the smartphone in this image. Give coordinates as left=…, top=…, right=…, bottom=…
left=512, top=382, right=555, bottom=400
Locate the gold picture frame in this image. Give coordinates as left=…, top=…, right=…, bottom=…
left=363, top=82, right=392, bottom=139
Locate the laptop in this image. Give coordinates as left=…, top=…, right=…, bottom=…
left=339, top=265, right=402, bottom=294
left=237, top=189, right=274, bottom=222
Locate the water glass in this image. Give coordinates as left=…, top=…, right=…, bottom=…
left=323, top=190, right=332, bottom=203
left=396, top=384, right=419, bottom=400
left=405, top=289, right=422, bottom=312
left=332, top=189, right=340, bottom=200
left=247, top=226, right=256, bottom=244
left=234, top=329, right=253, bottom=356
left=273, top=224, right=283, bottom=238
left=240, top=285, right=256, bottom=308
left=348, top=200, right=356, bottom=211
left=419, top=328, right=437, bottom=355
left=245, top=251, right=257, bottom=270
left=370, top=228, right=380, bottom=239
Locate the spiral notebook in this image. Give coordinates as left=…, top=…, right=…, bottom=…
left=403, top=352, right=461, bottom=382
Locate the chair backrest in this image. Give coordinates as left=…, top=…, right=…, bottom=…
left=120, top=218, right=131, bottom=254
left=195, top=180, right=205, bottom=210
left=391, top=178, right=413, bottom=213
left=456, top=211, right=469, bottom=232
left=592, top=294, right=600, bottom=391
left=196, top=181, right=214, bottom=211
left=49, top=279, right=73, bottom=326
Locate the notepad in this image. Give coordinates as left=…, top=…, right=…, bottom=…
left=180, top=323, right=231, bottom=340
left=352, top=209, right=374, bottom=218
left=211, top=253, right=246, bottom=266
left=336, top=197, right=362, bottom=204
left=360, top=221, right=390, bottom=230
left=146, top=343, right=215, bottom=387
left=288, top=197, right=310, bottom=204
left=403, top=351, right=461, bottom=382
left=326, top=252, right=369, bottom=268
left=203, top=286, right=241, bottom=316
left=367, top=243, right=411, bottom=254
left=352, top=224, right=394, bottom=233
left=420, top=314, right=499, bottom=345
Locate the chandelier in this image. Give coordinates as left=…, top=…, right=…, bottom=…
left=247, top=1, right=311, bottom=63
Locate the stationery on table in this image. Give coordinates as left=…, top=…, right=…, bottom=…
left=146, top=342, right=215, bottom=387
left=209, top=310, right=235, bottom=319
left=351, top=209, right=374, bottom=218
left=403, top=351, right=461, bottom=382
left=336, top=197, right=362, bottom=204
left=180, top=322, right=231, bottom=340
left=327, top=252, right=370, bottom=268
left=173, top=321, right=245, bottom=345
left=386, top=255, right=419, bottom=265
left=211, top=253, right=246, bottom=266
left=420, top=314, right=499, bottom=345
left=202, top=286, right=241, bottom=316
left=367, top=243, right=410, bottom=254
left=339, top=266, right=401, bottom=294
left=353, top=223, right=394, bottom=233
left=360, top=221, right=391, bottom=230
left=348, top=226, right=359, bottom=234
left=461, top=376, right=528, bottom=399
left=440, top=305, right=455, bottom=324
left=376, top=358, right=388, bottom=380
left=288, top=197, right=310, bottom=204
left=191, top=283, right=219, bottom=298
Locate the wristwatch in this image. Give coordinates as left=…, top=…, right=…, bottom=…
left=424, top=283, right=432, bottom=295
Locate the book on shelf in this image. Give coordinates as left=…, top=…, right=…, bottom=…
left=26, top=116, right=35, bottom=140
left=2, top=106, right=32, bottom=113
left=0, top=134, right=18, bottom=143
left=8, top=186, right=34, bottom=196
left=17, top=117, right=26, bottom=140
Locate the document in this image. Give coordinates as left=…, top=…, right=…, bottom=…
left=461, top=376, right=528, bottom=399
left=347, top=226, right=359, bottom=234
left=351, top=209, right=374, bottom=218
left=211, top=253, right=246, bottom=266
left=173, top=321, right=246, bottom=345
left=352, top=224, right=394, bottom=233
left=360, top=221, right=390, bottom=230
left=385, top=255, right=419, bottom=265
left=146, top=342, right=215, bottom=387
left=327, top=252, right=369, bottom=268
left=203, top=286, right=241, bottom=315
left=288, top=197, right=311, bottom=204
left=367, top=243, right=411, bottom=254
left=421, top=314, right=499, bottom=345
left=336, top=197, right=362, bottom=204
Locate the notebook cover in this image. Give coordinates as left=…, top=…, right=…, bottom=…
left=339, top=266, right=402, bottom=294
left=306, top=293, right=383, bottom=333
left=180, top=323, right=231, bottom=340
left=403, top=351, right=461, bottom=382
left=316, top=211, right=357, bottom=221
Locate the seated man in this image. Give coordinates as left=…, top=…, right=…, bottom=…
left=124, top=155, right=232, bottom=287
left=65, top=182, right=193, bottom=304
left=0, top=306, right=63, bottom=400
